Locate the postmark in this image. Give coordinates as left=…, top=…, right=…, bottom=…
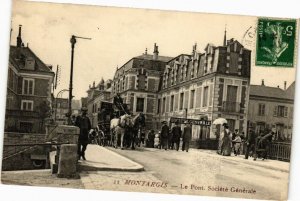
left=256, top=18, right=297, bottom=67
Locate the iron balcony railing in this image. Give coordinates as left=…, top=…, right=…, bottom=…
left=222, top=101, right=241, bottom=113
left=6, top=109, right=39, bottom=118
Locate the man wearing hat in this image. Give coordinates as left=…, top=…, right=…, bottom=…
left=182, top=120, right=192, bottom=152
left=75, top=107, right=91, bottom=160
left=171, top=120, right=182, bottom=151
left=160, top=121, right=170, bottom=150
left=244, top=128, right=256, bottom=159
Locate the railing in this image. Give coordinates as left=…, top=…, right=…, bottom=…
left=6, top=109, right=39, bottom=118
left=269, top=142, right=291, bottom=162
left=222, top=101, right=241, bottom=113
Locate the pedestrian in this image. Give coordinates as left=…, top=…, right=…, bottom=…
left=232, top=129, right=239, bottom=155
left=220, top=123, right=232, bottom=156
left=171, top=121, right=182, bottom=151
left=75, top=107, right=92, bottom=160
left=160, top=121, right=170, bottom=150
left=182, top=121, right=192, bottom=152
left=154, top=132, right=160, bottom=148
left=232, top=133, right=242, bottom=156
left=146, top=129, right=155, bottom=148
left=244, top=129, right=256, bottom=160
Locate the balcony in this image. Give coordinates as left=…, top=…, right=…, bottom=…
left=6, top=109, right=39, bottom=118
left=221, top=101, right=241, bottom=113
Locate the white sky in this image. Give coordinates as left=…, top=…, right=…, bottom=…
left=11, top=0, right=297, bottom=99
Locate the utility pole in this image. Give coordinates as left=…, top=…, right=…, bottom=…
left=68, top=35, right=91, bottom=125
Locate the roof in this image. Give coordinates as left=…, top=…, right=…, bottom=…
left=250, top=85, right=293, bottom=100
left=9, top=46, right=54, bottom=74
left=134, top=54, right=173, bottom=62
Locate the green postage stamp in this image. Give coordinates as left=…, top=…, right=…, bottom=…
left=256, top=18, right=297, bottom=67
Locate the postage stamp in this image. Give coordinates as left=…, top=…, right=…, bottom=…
left=256, top=18, right=297, bottom=67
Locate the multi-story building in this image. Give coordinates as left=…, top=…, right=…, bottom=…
left=159, top=37, right=251, bottom=143
left=86, top=79, right=112, bottom=127
left=111, top=44, right=172, bottom=129
left=248, top=80, right=295, bottom=142
left=5, top=25, right=55, bottom=133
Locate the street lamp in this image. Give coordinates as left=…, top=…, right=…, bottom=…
left=68, top=35, right=91, bottom=125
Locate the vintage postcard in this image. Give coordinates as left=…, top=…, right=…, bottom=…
left=1, top=0, right=299, bottom=200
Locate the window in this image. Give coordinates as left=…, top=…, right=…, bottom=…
left=162, top=97, right=166, bottom=113
left=170, top=95, right=174, bottom=112
left=21, top=100, right=33, bottom=111
left=258, top=104, right=265, bottom=116
left=179, top=93, right=184, bottom=110
left=22, top=78, right=34, bottom=95
left=203, top=86, right=209, bottom=107
left=190, top=90, right=195, bottom=109
left=136, top=98, right=144, bottom=112
left=157, top=99, right=161, bottom=114
left=274, top=105, right=288, bottom=117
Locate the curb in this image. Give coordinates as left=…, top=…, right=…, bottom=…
left=78, top=146, right=144, bottom=172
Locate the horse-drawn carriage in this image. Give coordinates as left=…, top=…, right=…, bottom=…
left=90, top=99, right=146, bottom=150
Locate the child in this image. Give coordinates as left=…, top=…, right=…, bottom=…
left=154, top=132, right=160, bottom=148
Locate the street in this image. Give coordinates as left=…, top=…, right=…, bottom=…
left=101, top=147, right=289, bottom=200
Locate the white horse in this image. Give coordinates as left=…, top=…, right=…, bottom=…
left=110, top=114, right=132, bottom=149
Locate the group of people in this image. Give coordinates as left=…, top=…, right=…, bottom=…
left=145, top=120, right=192, bottom=152
left=217, top=123, right=275, bottom=160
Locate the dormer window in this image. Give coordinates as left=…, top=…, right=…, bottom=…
left=25, top=57, right=35, bottom=70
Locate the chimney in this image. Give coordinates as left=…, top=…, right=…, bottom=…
left=144, top=48, right=148, bottom=55
left=153, top=43, right=159, bottom=60
left=223, top=25, right=227, bottom=46
left=284, top=81, right=287, bottom=90
left=261, top=79, right=265, bottom=86
left=17, top=25, right=23, bottom=47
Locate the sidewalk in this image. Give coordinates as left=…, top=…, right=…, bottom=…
left=77, top=145, right=144, bottom=172
left=189, top=148, right=290, bottom=173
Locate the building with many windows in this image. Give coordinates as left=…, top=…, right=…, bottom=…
left=5, top=25, right=54, bottom=133
left=248, top=80, right=295, bottom=142
left=109, top=33, right=251, bottom=145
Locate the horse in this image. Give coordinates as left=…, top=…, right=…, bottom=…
left=110, top=114, right=132, bottom=149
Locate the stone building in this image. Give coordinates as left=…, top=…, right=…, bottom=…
left=248, top=80, right=295, bottom=142
left=111, top=44, right=172, bottom=129
left=158, top=37, right=251, bottom=143
left=86, top=78, right=112, bottom=127
left=5, top=25, right=55, bottom=133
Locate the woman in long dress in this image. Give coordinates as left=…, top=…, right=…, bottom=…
left=219, top=123, right=232, bottom=156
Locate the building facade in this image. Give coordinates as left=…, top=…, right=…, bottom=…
left=86, top=79, right=112, bottom=127
left=53, top=98, right=68, bottom=125
left=5, top=25, right=55, bottom=133
left=158, top=39, right=251, bottom=142
left=248, top=80, right=294, bottom=142
left=111, top=44, right=172, bottom=129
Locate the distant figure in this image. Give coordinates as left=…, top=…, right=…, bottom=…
left=219, top=123, right=232, bottom=156
left=171, top=121, right=182, bottom=151
left=245, top=129, right=256, bottom=159
left=75, top=107, right=91, bottom=160
left=232, top=129, right=239, bottom=155
left=146, top=130, right=155, bottom=148
left=154, top=132, right=160, bottom=148
left=182, top=121, right=192, bottom=152
left=160, top=121, right=170, bottom=150
left=232, top=133, right=242, bottom=156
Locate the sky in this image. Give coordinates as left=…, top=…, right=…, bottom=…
left=10, top=0, right=297, bottom=99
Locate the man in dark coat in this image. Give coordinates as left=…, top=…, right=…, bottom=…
left=244, top=129, right=256, bottom=159
left=160, top=121, right=170, bottom=150
left=171, top=121, right=182, bottom=151
left=75, top=107, right=91, bottom=160
left=182, top=121, right=192, bottom=152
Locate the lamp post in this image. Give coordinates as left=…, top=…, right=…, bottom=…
left=68, top=35, right=91, bottom=125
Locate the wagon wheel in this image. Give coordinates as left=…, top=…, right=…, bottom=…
left=97, top=130, right=105, bottom=146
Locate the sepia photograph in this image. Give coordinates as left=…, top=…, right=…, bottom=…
left=0, top=0, right=299, bottom=201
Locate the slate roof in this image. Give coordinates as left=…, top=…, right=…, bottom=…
left=250, top=85, right=293, bottom=100
left=9, top=45, right=53, bottom=74
left=134, top=54, right=173, bottom=62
